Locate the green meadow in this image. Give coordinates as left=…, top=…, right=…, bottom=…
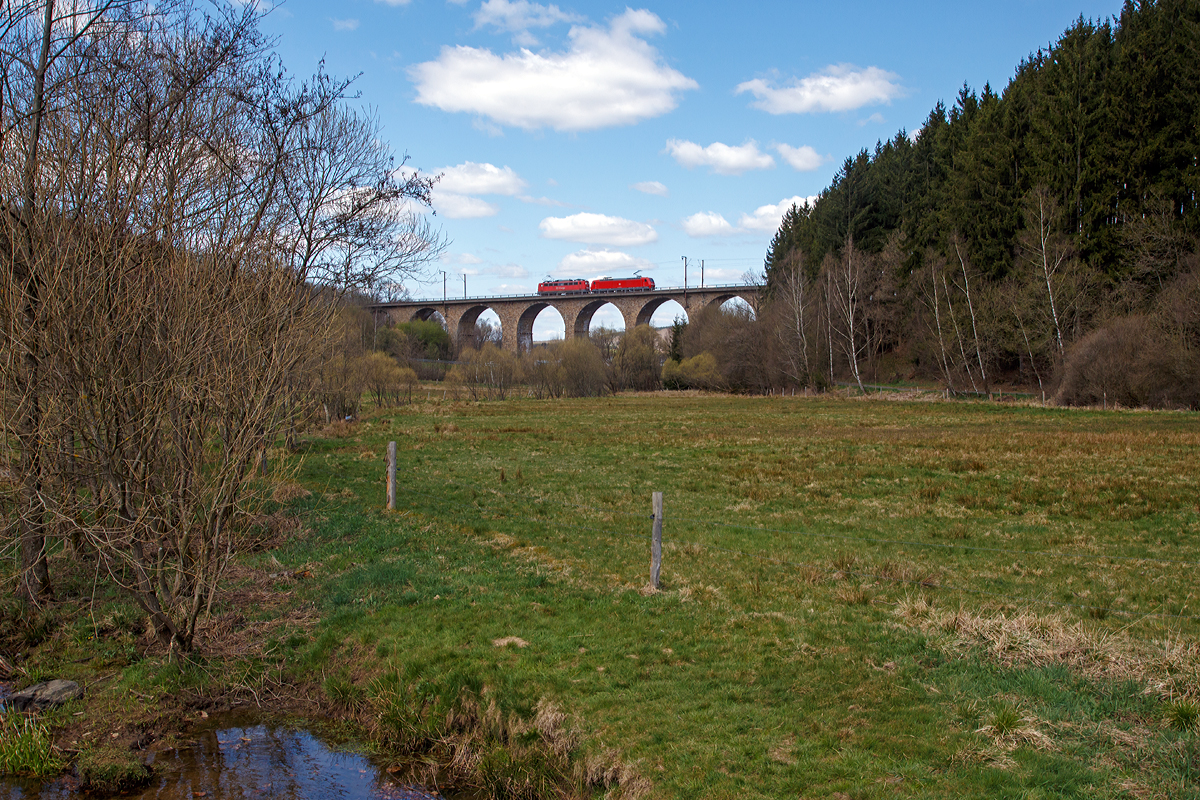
left=261, top=393, right=1200, bottom=799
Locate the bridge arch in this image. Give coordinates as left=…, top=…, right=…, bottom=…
left=635, top=296, right=688, bottom=328
left=409, top=306, right=444, bottom=325
left=517, top=302, right=564, bottom=352
left=572, top=299, right=626, bottom=338
left=456, top=304, right=499, bottom=347
left=704, top=293, right=757, bottom=318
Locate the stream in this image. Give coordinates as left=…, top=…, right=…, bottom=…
left=1, top=712, right=454, bottom=800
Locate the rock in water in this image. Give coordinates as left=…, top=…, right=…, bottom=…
left=7, top=679, right=83, bottom=711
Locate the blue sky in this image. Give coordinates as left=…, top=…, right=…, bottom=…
left=260, top=0, right=1124, bottom=337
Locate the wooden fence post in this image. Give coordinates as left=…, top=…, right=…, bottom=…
left=651, top=491, right=663, bottom=589
left=387, top=441, right=397, bottom=511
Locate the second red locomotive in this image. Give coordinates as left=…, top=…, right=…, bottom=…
left=591, top=276, right=655, bottom=292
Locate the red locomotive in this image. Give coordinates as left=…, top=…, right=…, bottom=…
left=590, top=276, right=655, bottom=292
left=537, top=278, right=590, bottom=295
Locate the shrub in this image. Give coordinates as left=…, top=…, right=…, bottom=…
left=1057, top=315, right=1200, bottom=409
left=558, top=338, right=608, bottom=397
left=611, top=325, right=660, bottom=392
left=661, top=358, right=685, bottom=390
left=448, top=345, right=523, bottom=400
left=663, top=352, right=724, bottom=391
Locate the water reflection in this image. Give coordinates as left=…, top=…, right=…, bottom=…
left=2, top=719, right=445, bottom=800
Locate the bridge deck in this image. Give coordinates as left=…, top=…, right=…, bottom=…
left=369, top=282, right=757, bottom=308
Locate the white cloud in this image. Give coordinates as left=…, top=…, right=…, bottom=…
left=517, top=195, right=571, bottom=207
left=373, top=0, right=412, bottom=6
left=490, top=263, right=530, bottom=279
left=631, top=180, right=668, bottom=196
left=428, top=162, right=527, bottom=218
left=332, top=18, right=359, bottom=31
left=452, top=262, right=530, bottom=281
left=737, top=196, right=817, bottom=232
left=555, top=248, right=655, bottom=276
left=736, top=64, right=904, bottom=114
left=409, top=9, right=698, bottom=131
left=682, top=212, right=734, bottom=237
left=474, top=0, right=582, bottom=46
left=775, top=144, right=825, bottom=172
left=442, top=252, right=484, bottom=266
left=539, top=212, right=657, bottom=246
left=437, top=162, right=527, bottom=196
left=678, top=196, right=819, bottom=239
left=431, top=193, right=499, bottom=219
left=665, top=139, right=774, bottom=175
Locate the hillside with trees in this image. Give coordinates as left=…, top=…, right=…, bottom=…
left=760, top=0, right=1199, bottom=407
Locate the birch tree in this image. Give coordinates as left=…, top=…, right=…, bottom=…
left=773, top=250, right=815, bottom=388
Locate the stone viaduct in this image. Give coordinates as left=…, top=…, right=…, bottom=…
left=369, top=284, right=760, bottom=354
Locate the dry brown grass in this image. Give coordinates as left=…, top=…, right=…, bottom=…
left=768, top=733, right=797, bottom=764
left=271, top=482, right=312, bottom=503
left=975, top=703, right=1057, bottom=751
left=195, top=562, right=320, bottom=662
left=894, top=595, right=1200, bottom=699
left=492, top=636, right=530, bottom=648
left=365, top=683, right=649, bottom=800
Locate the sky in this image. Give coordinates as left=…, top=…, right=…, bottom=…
left=259, top=0, right=1125, bottom=339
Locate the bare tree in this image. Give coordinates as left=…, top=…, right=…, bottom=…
left=921, top=252, right=957, bottom=389
left=1, top=0, right=146, bottom=603
left=773, top=250, right=814, bottom=388
left=449, top=344, right=522, bottom=400
left=951, top=234, right=989, bottom=392
left=1018, top=186, right=1072, bottom=361
left=612, top=324, right=660, bottom=392
left=0, top=1, right=442, bottom=651
left=826, top=238, right=868, bottom=391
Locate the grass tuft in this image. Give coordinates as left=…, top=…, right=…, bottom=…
left=0, top=713, right=65, bottom=777
left=75, top=745, right=152, bottom=792
left=1168, top=699, right=1200, bottom=731
left=976, top=698, right=1055, bottom=750
left=987, top=699, right=1024, bottom=736
left=835, top=584, right=872, bottom=605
